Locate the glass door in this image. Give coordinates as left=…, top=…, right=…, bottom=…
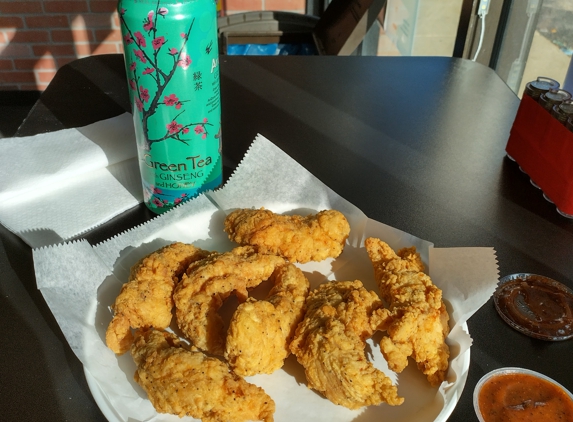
left=377, top=0, right=572, bottom=97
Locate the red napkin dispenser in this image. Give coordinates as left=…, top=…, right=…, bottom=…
left=505, top=95, right=573, bottom=215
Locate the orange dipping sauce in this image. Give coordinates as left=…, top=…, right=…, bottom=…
left=477, top=371, right=573, bottom=422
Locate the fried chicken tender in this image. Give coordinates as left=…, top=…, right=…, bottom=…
left=364, top=237, right=450, bottom=387
left=289, top=280, right=404, bottom=409
left=106, top=242, right=210, bottom=355
left=131, top=328, right=275, bottom=421
left=173, top=246, right=286, bottom=355
left=225, top=263, right=310, bottom=376
left=224, top=208, right=351, bottom=263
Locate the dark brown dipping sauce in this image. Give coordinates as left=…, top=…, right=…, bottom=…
left=495, top=275, right=573, bottom=339
left=478, top=372, right=573, bottom=422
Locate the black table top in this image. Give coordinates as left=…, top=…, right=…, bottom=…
left=2, top=53, right=573, bottom=422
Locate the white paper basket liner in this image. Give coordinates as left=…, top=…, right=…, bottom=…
left=33, top=134, right=499, bottom=422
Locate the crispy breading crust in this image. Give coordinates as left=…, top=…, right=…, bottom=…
left=289, top=280, right=404, bottom=409
left=225, top=263, right=310, bottom=376
left=105, top=242, right=210, bottom=355
left=224, top=208, right=350, bottom=263
left=173, top=246, right=286, bottom=356
left=131, top=328, right=275, bottom=422
left=365, top=237, right=450, bottom=387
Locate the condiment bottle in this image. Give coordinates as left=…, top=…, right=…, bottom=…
left=117, top=0, right=222, bottom=213
left=566, top=116, right=573, bottom=134
left=552, top=99, right=573, bottom=124
left=539, top=88, right=572, bottom=112
left=523, top=76, right=560, bottom=100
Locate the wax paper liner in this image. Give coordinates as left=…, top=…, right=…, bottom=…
left=33, top=134, right=499, bottom=422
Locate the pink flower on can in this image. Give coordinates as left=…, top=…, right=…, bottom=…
left=175, top=102, right=182, bottom=110
left=129, top=61, right=136, bottom=71
left=182, top=127, right=189, bottom=134
left=169, top=48, right=178, bottom=55
left=158, top=7, right=168, bottom=16
left=177, top=53, right=191, bottom=70
left=134, top=49, right=146, bottom=63
left=152, top=197, right=163, bottom=207
left=164, top=93, right=179, bottom=106
left=142, top=67, right=154, bottom=75
left=135, top=98, right=143, bottom=112
left=134, top=31, right=146, bottom=47
left=143, top=11, right=154, bottom=32
left=153, top=187, right=162, bottom=194
left=194, top=125, right=204, bottom=135
left=167, top=120, right=182, bottom=134
left=201, top=133, right=207, bottom=139
left=124, top=33, right=133, bottom=44
left=139, top=86, right=149, bottom=102
left=139, top=86, right=150, bottom=102
left=129, top=79, right=136, bottom=90
left=143, top=21, right=154, bottom=32
left=174, top=197, right=182, bottom=204
left=203, top=117, right=208, bottom=123
left=152, top=36, right=165, bottom=50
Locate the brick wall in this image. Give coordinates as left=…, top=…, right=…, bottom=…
left=226, top=0, right=305, bottom=14
left=0, top=0, right=305, bottom=91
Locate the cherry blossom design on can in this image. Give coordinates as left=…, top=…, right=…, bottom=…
left=119, top=0, right=222, bottom=213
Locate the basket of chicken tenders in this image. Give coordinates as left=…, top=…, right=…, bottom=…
left=33, top=135, right=499, bottom=422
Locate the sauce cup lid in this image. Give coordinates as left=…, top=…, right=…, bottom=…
left=473, top=367, right=573, bottom=422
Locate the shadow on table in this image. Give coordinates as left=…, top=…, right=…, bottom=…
left=17, top=55, right=130, bottom=137
left=0, top=90, right=41, bottom=138
left=497, top=156, right=573, bottom=230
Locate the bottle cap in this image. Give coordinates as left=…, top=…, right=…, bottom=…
left=567, top=116, right=573, bottom=132
left=552, top=100, right=573, bottom=122
left=524, top=76, right=560, bottom=99
left=540, top=89, right=572, bottom=110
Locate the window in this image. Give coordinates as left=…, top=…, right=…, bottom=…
left=377, top=0, right=573, bottom=97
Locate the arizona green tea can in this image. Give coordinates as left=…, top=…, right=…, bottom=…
left=118, top=0, right=222, bottom=213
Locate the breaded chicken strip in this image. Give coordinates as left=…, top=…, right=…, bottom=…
left=225, top=263, right=310, bottom=376
left=106, top=242, right=210, bottom=355
left=131, top=328, right=275, bottom=421
left=173, top=246, right=286, bottom=355
left=289, top=280, right=404, bottom=409
left=365, top=237, right=450, bottom=387
left=224, top=208, right=350, bottom=263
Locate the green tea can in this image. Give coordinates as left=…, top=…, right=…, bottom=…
left=118, top=0, right=222, bottom=213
